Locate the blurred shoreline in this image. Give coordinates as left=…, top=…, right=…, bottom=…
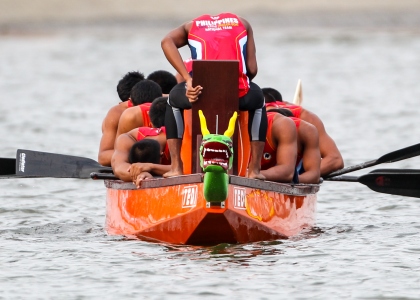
left=1, top=0, right=420, bottom=34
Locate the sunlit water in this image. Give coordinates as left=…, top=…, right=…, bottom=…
left=1, top=22, right=420, bottom=299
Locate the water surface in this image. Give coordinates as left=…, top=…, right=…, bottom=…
left=1, top=24, right=420, bottom=299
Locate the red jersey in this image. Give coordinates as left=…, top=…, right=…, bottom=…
left=139, top=103, right=152, bottom=127
left=265, top=101, right=302, bottom=118
left=188, top=13, right=250, bottom=97
left=136, top=127, right=170, bottom=165
left=127, top=99, right=133, bottom=108
left=261, top=112, right=302, bottom=170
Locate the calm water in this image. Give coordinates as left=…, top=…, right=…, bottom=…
left=1, top=23, right=420, bottom=299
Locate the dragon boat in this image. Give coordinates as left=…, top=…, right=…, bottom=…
left=103, top=61, right=320, bottom=245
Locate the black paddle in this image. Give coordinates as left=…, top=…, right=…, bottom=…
left=13, top=149, right=113, bottom=179
left=325, top=169, right=420, bottom=198
left=325, top=143, right=420, bottom=178
left=0, top=158, right=16, bottom=175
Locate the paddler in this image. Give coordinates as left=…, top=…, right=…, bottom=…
left=98, top=71, right=144, bottom=166
left=114, top=79, right=162, bottom=139
left=161, top=12, right=267, bottom=180
left=261, top=108, right=321, bottom=184
left=263, top=87, right=344, bottom=177
left=112, top=97, right=170, bottom=186
left=146, top=70, right=177, bottom=95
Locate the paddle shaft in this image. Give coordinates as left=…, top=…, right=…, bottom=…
left=91, top=172, right=119, bottom=180
left=325, top=143, right=420, bottom=178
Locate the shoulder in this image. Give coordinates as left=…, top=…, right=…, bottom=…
left=301, top=109, right=324, bottom=126
left=299, top=120, right=319, bottom=142
left=120, top=106, right=140, bottom=121
left=273, top=114, right=295, bottom=127
left=238, top=16, right=250, bottom=30
left=184, top=21, right=193, bottom=32
left=128, top=127, right=139, bottom=138
left=115, top=131, right=137, bottom=149
left=300, top=119, right=317, bottom=130
left=104, top=104, right=125, bottom=124
left=271, top=115, right=296, bottom=139
left=107, top=103, right=124, bottom=116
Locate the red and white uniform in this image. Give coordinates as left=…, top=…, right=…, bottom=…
left=188, top=13, right=249, bottom=97
left=136, top=127, right=170, bottom=165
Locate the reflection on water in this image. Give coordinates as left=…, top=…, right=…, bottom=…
left=162, top=241, right=286, bottom=264
left=1, top=25, right=420, bottom=299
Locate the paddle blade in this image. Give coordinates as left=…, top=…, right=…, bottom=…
left=358, top=170, right=420, bottom=198
left=376, top=143, right=420, bottom=164
left=16, top=149, right=112, bottom=179
left=325, top=169, right=420, bottom=198
left=0, top=158, right=16, bottom=175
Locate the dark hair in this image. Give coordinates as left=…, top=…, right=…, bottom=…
left=130, top=80, right=162, bottom=106
left=116, top=71, right=145, bottom=101
left=147, top=70, right=177, bottom=94
left=262, top=87, right=282, bottom=103
left=271, top=108, right=294, bottom=117
left=129, top=139, right=161, bottom=164
left=149, top=97, right=167, bottom=128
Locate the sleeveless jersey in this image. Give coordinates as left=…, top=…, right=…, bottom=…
left=136, top=127, right=170, bottom=165
left=139, top=103, right=152, bottom=127
left=188, top=13, right=250, bottom=97
left=261, top=112, right=302, bottom=170
left=127, top=99, right=133, bottom=108
left=265, top=101, right=302, bottom=118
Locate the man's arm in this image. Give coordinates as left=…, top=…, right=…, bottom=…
left=98, top=107, right=119, bottom=166
left=298, top=122, right=321, bottom=184
left=111, top=132, right=137, bottom=182
left=319, top=131, right=344, bottom=177
left=129, top=162, right=171, bottom=178
left=239, top=17, right=257, bottom=80
left=261, top=117, right=297, bottom=182
left=161, top=22, right=202, bottom=102
left=303, top=110, right=344, bottom=176
left=161, top=23, right=191, bottom=82
left=116, top=107, right=143, bottom=139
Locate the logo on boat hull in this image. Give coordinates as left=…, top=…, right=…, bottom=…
left=233, top=187, right=246, bottom=209
left=19, top=152, right=26, bottom=172
left=182, top=185, right=198, bottom=208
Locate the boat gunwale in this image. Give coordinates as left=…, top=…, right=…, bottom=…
left=104, top=174, right=320, bottom=195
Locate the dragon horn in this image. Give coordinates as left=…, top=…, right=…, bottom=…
left=198, top=110, right=210, bottom=136
left=223, top=111, right=238, bottom=138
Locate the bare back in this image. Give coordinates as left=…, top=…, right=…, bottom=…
left=98, top=102, right=130, bottom=166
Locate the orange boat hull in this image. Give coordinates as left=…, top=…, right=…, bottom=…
left=105, top=175, right=319, bottom=245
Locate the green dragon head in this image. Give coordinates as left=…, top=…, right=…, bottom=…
left=199, top=110, right=237, bottom=173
